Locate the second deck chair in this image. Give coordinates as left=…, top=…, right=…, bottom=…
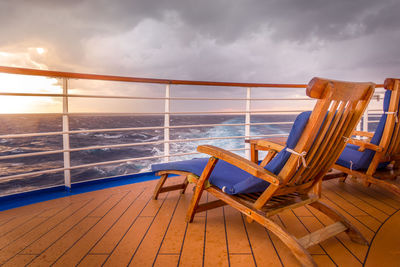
left=332, top=78, right=400, bottom=195
left=152, top=77, right=375, bottom=267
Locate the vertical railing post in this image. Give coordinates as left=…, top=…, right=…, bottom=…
left=245, top=87, right=251, bottom=159
left=164, top=84, right=170, bottom=162
left=62, top=78, right=71, bottom=190
left=363, top=106, right=369, bottom=133
left=356, top=118, right=361, bottom=133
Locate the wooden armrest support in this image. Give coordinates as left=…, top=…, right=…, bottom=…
left=250, top=139, right=285, bottom=152
left=347, top=138, right=383, bottom=152
left=352, top=130, right=374, bottom=138
left=197, top=145, right=281, bottom=186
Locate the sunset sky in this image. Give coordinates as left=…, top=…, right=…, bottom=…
left=0, top=0, right=399, bottom=113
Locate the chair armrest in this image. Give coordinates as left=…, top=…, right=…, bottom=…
left=197, top=145, right=281, bottom=186
left=249, top=138, right=286, bottom=152
left=346, top=138, right=383, bottom=152
left=352, top=130, right=374, bottom=138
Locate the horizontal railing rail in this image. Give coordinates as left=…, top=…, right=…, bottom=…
left=0, top=66, right=385, bottom=195
left=0, top=66, right=309, bottom=87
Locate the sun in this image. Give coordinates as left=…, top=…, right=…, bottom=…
left=36, top=47, right=45, bottom=55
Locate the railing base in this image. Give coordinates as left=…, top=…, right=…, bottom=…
left=0, top=171, right=159, bottom=212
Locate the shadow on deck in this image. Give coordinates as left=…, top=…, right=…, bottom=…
left=0, top=177, right=400, bottom=266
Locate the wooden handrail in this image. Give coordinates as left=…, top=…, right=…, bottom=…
left=0, top=66, right=384, bottom=88
left=0, top=66, right=303, bottom=88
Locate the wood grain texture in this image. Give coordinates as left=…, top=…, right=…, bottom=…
left=0, top=179, right=399, bottom=266
left=332, top=78, right=400, bottom=196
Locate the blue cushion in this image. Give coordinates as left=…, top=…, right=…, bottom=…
left=336, top=90, right=393, bottom=170
left=152, top=158, right=256, bottom=193
left=336, top=146, right=364, bottom=170
left=346, top=144, right=360, bottom=151
left=152, top=111, right=311, bottom=194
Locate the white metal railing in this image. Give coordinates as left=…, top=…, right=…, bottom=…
left=0, top=66, right=385, bottom=195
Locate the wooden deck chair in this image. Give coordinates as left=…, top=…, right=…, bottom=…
left=331, top=78, right=400, bottom=195
left=152, top=77, right=375, bottom=266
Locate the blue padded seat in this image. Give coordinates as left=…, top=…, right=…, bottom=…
left=152, top=111, right=311, bottom=195
left=336, top=90, right=392, bottom=170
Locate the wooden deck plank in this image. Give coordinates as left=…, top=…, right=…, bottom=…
left=305, top=206, right=368, bottom=262
left=0, top=178, right=399, bottom=267
left=325, top=182, right=389, bottom=222
left=224, top=206, right=253, bottom=254
left=154, top=254, right=180, bottom=267
left=53, top=190, right=143, bottom=266
left=87, top=190, right=131, bottom=217
left=27, top=217, right=100, bottom=266
left=364, top=210, right=400, bottom=266
left=90, top=188, right=152, bottom=254
left=346, top=178, right=400, bottom=209
left=279, top=209, right=325, bottom=255
left=102, top=217, right=153, bottom=266
left=321, top=193, right=380, bottom=232
left=244, top=219, right=283, bottom=266
left=366, top=180, right=400, bottom=203
left=0, top=212, right=42, bottom=239
left=0, top=216, right=49, bottom=250
left=267, top=215, right=303, bottom=267
left=0, top=217, right=15, bottom=227
left=177, top=216, right=206, bottom=266
left=20, top=192, right=127, bottom=255
left=353, top=215, right=381, bottom=234
left=292, top=206, right=314, bottom=217
left=37, top=205, right=72, bottom=218
left=322, top=189, right=368, bottom=217
left=158, top=193, right=192, bottom=254
left=312, top=255, right=336, bottom=267
left=77, top=254, right=108, bottom=267
left=1, top=254, right=37, bottom=267
left=299, top=215, right=363, bottom=266
left=230, top=254, right=256, bottom=267
left=140, top=194, right=166, bottom=217
left=320, top=195, right=380, bottom=234
left=0, top=202, right=71, bottom=251
left=129, top=191, right=182, bottom=266
left=326, top=180, right=397, bottom=215
left=203, top=194, right=229, bottom=267
left=0, top=197, right=74, bottom=218
left=0, top=199, right=93, bottom=265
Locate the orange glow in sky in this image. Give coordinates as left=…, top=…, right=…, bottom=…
left=0, top=73, right=62, bottom=114
left=0, top=48, right=63, bottom=114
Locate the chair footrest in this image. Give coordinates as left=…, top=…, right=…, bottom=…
left=297, top=221, right=347, bottom=249
left=159, top=184, right=186, bottom=193
left=323, top=171, right=347, bottom=180
left=195, top=200, right=227, bottom=213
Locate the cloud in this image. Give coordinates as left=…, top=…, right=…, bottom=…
left=0, top=0, right=399, bottom=85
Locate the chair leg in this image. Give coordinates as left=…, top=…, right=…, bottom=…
left=309, top=201, right=368, bottom=245
left=339, top=174, right=348, bottom=183
left=153, top=174, right=168, bottom=200
left=207, top=187, right=316, bottom=266
left=366, top=176, right=400, bottom=196
left=181, top=179, right=189, bottom=194
left=363, top=180, right=371, bottom=187
left=260, top=216, right=316, bottom=267
left=186, top=157, right=219, bottom=223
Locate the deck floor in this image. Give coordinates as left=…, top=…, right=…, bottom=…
left=1, top=177, right=400, bottom=266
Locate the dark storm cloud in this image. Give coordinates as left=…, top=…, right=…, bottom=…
left=0, top=0, right=399, bottom=83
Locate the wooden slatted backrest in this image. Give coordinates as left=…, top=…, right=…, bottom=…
left=383, top=78, right=400, bottom=158
left=277, top=78, right=375, bottom=187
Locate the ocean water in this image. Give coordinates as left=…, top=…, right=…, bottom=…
left=1, top=113, right=377, bottom=196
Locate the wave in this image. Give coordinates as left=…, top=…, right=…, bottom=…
left=0, top=114, right=294, bottom=195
